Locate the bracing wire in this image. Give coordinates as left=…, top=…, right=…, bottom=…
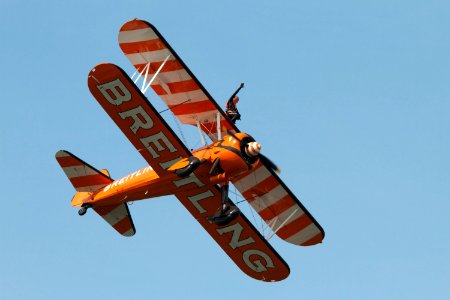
left=230, top=185, right=270, bottom=237
left=158, top=99, right=191, bottom=114
left=171, top=112, right=189, bottom=149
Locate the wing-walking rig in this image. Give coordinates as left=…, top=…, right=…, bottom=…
left=56, top=19, right=324, bottom=282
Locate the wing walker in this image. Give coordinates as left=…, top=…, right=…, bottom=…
left=56, top=19, right=325, bottom=282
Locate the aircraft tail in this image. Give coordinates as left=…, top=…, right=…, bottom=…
left=55, top=150, right=136, bottom=237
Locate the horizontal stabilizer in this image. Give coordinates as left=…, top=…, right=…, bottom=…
left=94, top=203, right=136, bottom=237
left=55, top=150, right=113, bottom=192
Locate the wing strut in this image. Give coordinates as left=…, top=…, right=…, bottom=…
left=265, top=208, right=299, bottom=241
left=216, top=112, right=221, bottom=140
left=196, top=121, right=207, bottom=146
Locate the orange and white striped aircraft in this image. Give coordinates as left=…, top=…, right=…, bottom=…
left=56, top=19, right=324, bottom=282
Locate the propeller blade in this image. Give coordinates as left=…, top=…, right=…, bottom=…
left=259, top=154, right=280, bottom=173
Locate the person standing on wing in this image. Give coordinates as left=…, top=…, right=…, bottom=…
left=226, top=96, right=241, bottom=123
left=225, top=83, right=244, bottom=123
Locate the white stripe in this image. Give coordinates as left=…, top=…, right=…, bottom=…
left=285, top=223, right=321, bottom=245
left=102, top=205, right=127, bottom=226
left=126, top=49, right=173, bottom=65
left=62, top=165, right=99, bottom=178
left=119, top=28, right=158, bottom=43
left=246, top=143, right=260, bottom=156
left=122, top=228, right=135, bottom=237
left=250, top=185, right=288, bottom=213
left=55, top=150, right=70, bottom=158
left=266, top=204, right=305, bottom=229
left=160, top=89, right=209, bottom=105
left=233, top=166, right=271, bottom=192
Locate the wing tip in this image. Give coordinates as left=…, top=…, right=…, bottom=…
left=119, top=18, right=157, bottom=32
left=122, top=228, right=136, bottom=237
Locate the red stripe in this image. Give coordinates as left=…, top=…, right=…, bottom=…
left=134, top=60, right=184, bottom=74
left=259, top=196, right=295, bottom=220
left=242, top=176, right=279, bottom=200
left=94, top=205, right=117, bottom=216
left=167, top=79, right=199, bottom=94
left=113, top=217, right=133, bottom=235
left=56, top=155, right=83, bottom=168
left=120, top=39, right=166, bottom=54
left=199, top=121, right=215, bottom=133
left=120, top=20, right=149, bottom=31
left=70, top=174, right=111, bottom=188
left=151, top=84, right=167, bottom=95
left=169, top=100, right=216, bottom=115
left=276, top=214, right=312, bottom=240
left=151, top=79, right=199, bottom=95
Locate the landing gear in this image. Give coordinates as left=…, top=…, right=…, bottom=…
left=207, top=205, right=240, bottom=226
left=207, top=184, right=240, bottom=226
left=78, top=207, right=87, bottom=216
left=78, top=204, right=92, bottom=216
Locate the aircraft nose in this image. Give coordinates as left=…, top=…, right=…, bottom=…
left=245, top=142, right=261, bottom=157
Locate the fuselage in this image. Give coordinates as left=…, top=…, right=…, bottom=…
left=83, top=133, right=260, bottom=207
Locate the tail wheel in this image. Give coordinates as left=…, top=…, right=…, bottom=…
left=78, top=207, right=88, bottom=216
left=78, top=204, right=92, bottom=216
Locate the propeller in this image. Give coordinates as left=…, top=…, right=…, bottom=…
left=227, top=131, right=280, bottom=173
left=259, top=153, right=280, bottom=174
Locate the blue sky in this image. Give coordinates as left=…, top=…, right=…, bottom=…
left=1, top=1, right=449, bottom=299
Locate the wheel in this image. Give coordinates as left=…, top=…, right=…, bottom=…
left=78, top=207, right=87, bottom=216
left=209, top=205, right=240, bottom=226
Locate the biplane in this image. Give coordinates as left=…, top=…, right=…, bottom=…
left=55, top=19, right=324, bottom=282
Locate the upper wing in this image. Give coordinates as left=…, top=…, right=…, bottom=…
left=232, top=164, right=325, bottom=246
left=87, top=62, right=191, bottom=176
left=118, top=19, right=236, bottom=141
